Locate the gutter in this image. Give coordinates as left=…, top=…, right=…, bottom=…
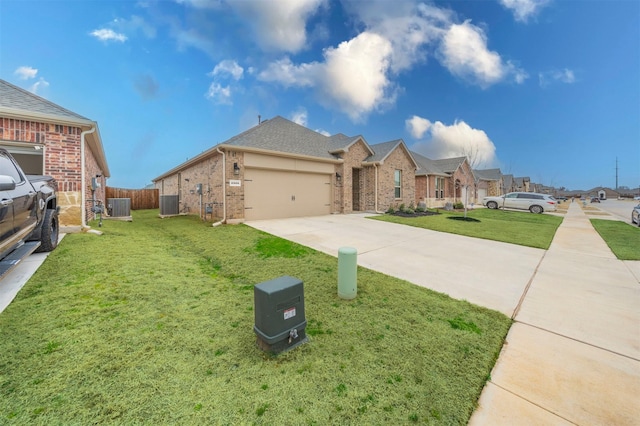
left=212, top=147, right=226, bottom=227
left=80, top=126, right=96, bottom=228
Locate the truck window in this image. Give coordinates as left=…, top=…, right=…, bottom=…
left=0, top=153, right=24, bottom=184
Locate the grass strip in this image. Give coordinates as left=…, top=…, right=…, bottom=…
left=371, top=208, right=563, bottom=249
left=591, top=219, right=640, bottom=260
left=0, top=210, right=511, bottom=424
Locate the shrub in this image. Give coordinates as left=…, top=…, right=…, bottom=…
left=453, top=202, right=464, bottom=210
left=404, top=208, right=415, bottom=215
left=398, top=203, right=406, bottom=212
left=386, top=206, right=395, bottom=214
left=415, top=206, right=425, bottom=213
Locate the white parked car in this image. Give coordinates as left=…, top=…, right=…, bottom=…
left=482, top=192, right=558, bottom=214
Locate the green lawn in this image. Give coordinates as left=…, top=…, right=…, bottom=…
left=0, top=210, right=511, bottom=425
left=591, top=219, right=640, bottom=260
left=371, top=208, right=563, bottom=249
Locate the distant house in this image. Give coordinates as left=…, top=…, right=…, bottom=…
left=412, top=152, right=475, bottom=207
left=474, top=168, right=504, bottom=199
left=153, top=116, right=417, bottom=222
left=0, top=79, right=110, bottom=228
left=502, top=174, right=515, bottom=193
left=514, top=176, right=531, bottom=192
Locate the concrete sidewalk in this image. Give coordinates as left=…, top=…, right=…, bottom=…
left=469, top=202, right=640, bottom=425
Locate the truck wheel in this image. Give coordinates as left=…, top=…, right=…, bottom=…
left=36, top=209, right=59, bottom=252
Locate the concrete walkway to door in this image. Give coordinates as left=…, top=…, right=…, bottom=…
left=248, top=203, right=640, bottom=424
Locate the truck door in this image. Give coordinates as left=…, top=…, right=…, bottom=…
left=0, top=151, right=36, bottom=252
left=0, top=153, right=18, bottom=254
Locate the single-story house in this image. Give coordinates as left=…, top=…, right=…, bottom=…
left=474, top=168, right=504, bottom=199
left=0, top=79, right=110, bottom=229
left=153, top=116, right=418, bottom=222
left=412, top=152, right=475, bottom=208
left=514, top=176, right=531, bottom=192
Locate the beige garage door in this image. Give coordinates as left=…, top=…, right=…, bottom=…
left=244, top=168, right=331, bottom=220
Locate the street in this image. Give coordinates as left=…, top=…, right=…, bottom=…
left=587, top=198, right=639, bottom=225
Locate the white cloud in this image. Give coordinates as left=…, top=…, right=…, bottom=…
left=29, top=78, right=50, bottom=95
left=408, top=116, right=497, bottom=168
left=316, top=129, right=331, bottom=136
left=14, top=66, right=38, bottom=80
left=499, top=0, right=550, bottom=23
left=438, top=20, right=527, bottom=87
left=539, top=68, right=576, bottom=87
left=342, top=1, right=449, bottom=74
left=90, top=28, right=128, bottom=42
left=290, top=108, right=308, bottom=126
left=114, top=15, right=157, bottom=39
left=259, top=31, right=394, bottom=122
left=228, top=0, right=326, bottom=53
left=258, top=57, right=318, bottom=87
left=406, top=115, right=432, bottom=139
left=205, top=82, right=232, bottom=104
left=210, top=60, right=244, bottom=81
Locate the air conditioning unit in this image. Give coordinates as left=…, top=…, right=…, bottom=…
left=160, top=195, right=179, bottom=215
left=254, top=275, right=308, bottom=354
left=107, top=198, right=131, bottom=217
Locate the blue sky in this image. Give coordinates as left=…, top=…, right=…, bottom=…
left=1, top=0, right=638, bottom=191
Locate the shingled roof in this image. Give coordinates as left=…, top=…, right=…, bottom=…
left=474, top=168, right=502, bottom=181
left=411, top=151, right=452, bottom=177
left=0, top=79, right=91, bottom=123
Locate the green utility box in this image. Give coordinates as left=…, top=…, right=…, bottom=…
left=254, top=276, right=308, bottom=354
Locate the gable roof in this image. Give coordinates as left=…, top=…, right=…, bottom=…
left=366, top=139, right=419, bottom=169
left=432, top=156, right=467, bottom=174
left=474, top=168, right=502, bottom=181
left=410, top=151, right=449, bottom=177
left=222, top=116, right=340, bottom=160
left=0, top=79, right=91, bottom=124
left=0, top=79, right=109, bottom=177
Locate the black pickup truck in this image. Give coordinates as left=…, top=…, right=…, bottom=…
left=0, top=148, right=58, bottom=280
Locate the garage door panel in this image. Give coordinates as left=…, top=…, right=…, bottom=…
left=245, top=168, right=331, bottom=220
left=292, top=172, right=331, bottom=218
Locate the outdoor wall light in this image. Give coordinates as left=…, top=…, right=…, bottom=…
left=233, top=162, right=240, bottom=175
left=336, top=172, right=342, bottom=182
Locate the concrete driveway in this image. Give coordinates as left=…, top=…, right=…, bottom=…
left=247, top=213, right=545, bottom=317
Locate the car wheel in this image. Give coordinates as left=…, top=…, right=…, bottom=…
left=530, top=205, right=543, bottom=214
left=36, top=208, right=59, bottom=252
left=487, top=201, right=498, bottom=209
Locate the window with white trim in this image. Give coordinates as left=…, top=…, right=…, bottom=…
left=394, top=170, right=401, bottom=198
left=435, top=177, right=445, bottom=199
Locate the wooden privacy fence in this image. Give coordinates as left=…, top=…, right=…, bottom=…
left=105, top=187, right=159, bottom=210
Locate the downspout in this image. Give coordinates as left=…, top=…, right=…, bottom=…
left=80, top=126, right=96, bottom=229
left=212, top=147, right=226, bottom=227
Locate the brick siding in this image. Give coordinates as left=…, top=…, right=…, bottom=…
left=0, top=117, right=104, bottom=226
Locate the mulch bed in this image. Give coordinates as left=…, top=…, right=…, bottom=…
left=391, top=211, right=441, bottom=218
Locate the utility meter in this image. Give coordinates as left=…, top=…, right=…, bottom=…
left=253, top=275, right=308, bottom=354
